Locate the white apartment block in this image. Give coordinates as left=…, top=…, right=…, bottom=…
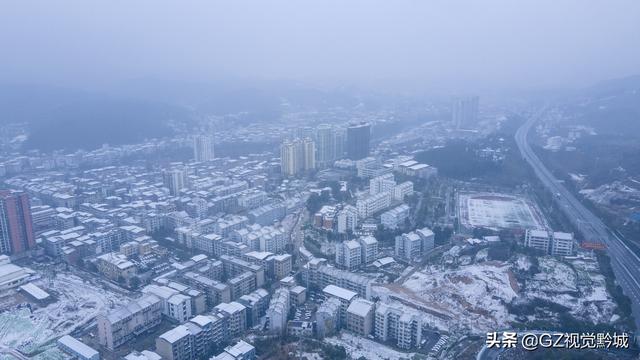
left=370, top=173, right=396, bottom=195
left=155, top=325, right=195, bottom=360
left=393, top=181, right=414, bottom=201
left=358, top=235, right=378, bottom=264
left=213, top=302, right=247, bottom=338
left=323, top=285, right=358, bottom=324
left=395, top=232, right=422, bottom=261
left=416, top=227, right=435, bottom=252
left=524, top=229, right=551, bottom=253
left=272, top=254, right=292, bottom=280
left=380, top=204, right=410, bottom=230
left=374, top=302, right=422, bottom=350
left=307, top=263, right=373, bottom=299
left=346, top=299, right=375, bottom=336
left=337, top=205, right=358, bottom=233
left=356, top=191, right=392, bottom=220
left=142, top=285, right=193, bottom=323
left=97, top=294, right=163, bottom=349
left=551, top=232, right=574, bottom=256
left=266, top=287, right=290, bottom=334
left=316, top=297, right=342, bottom=338
left=335, top=240, right=362, bottom=270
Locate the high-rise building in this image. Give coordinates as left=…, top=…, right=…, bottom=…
left=452, top=96, right=479, bottom=130
left=334, top=127, right=346, bottom=160
left=193, top=135, right=215, bottom=162
left=163, top=168, right=187, bottom=196
left=302, top=137, right=316, bottom=171
left=316, top=124, right=336, bottom=168
left=346, top=122, right=371, bottom=160
left=280, top=138, right=316, bottom=177
left=0, top=190, right=36, bottom=255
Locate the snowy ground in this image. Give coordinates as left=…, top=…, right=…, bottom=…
left=522, top=256, right=615, bottom=324
left=373, top=252, right=616, bottom=335
left=374, top=259, right=517, bottom=334
left=0, top=272, right=128, bottom=355
left=325, top=332, right=417, bottom=360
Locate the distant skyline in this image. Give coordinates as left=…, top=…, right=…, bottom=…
left=2, top=1, right=640, bottom=93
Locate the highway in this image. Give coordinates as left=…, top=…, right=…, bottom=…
left=515, top=108, right=640, bottom=331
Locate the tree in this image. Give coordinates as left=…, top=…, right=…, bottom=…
left=306, top=194, right=323, bottom=214
left=129, top=276, right=141, bottom=289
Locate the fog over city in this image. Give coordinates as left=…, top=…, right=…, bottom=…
left=1, top=2, right=640, bottom=360
left=2, top=0, right=640, bottom=91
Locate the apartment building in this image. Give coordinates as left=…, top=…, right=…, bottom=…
left=97, top=294, right=163, bottom=349
left=346, top=299, right=375, bottom=336
left=266, top=287, right=290, bottom=334
left=335, top=240, right=361, bottom=270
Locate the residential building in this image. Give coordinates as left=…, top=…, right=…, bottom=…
left=97, top=294, right=163, bottom=349
left=336, top=205, right=358, bottom=234
left=393, top=181, right=414, bottom=201
left=307, top=263, right=373, bottom=299
left=346, top=299, right=375, bottom=336
left=356, top=191, right=391, bottom=219
left=452, top=96, right=479, bottom=130
left=524, top=229, right=551, bottom=253
left=213, top=302, right=247, bottom=338
left=163, top=168, right=187, bottom=196
left=374, top=302, right=422, bottom=350
left=272, top=254, right=292, bottom=280
left=416, top=227, right=435, bottom=252
left=95, top=252, right=136, bottom=283
left=315, top=124, right=336, bottom=168
left=358, top=235, right=378, bottom=264
left=193, top=135, right=215, bottom=162
left=316, top=297, right=341, bottom=338
left=551, top=232, right=574, bottom=256
left=57, top=335, right=99, bottom=360
left=266, top=287, right=290, bottom=334
left=0, top=190, right=36, bottom=255
left=346, top=122, right=370, bottom=160
left=155, top=325, right=195, bottom=360
left=212, top=340, right=255, bottom=360
left=395, top=232, right=422, bottom=261
left=323, top=285, right=357, bottom=324
left=369, top=173, right=396, bottom=195
left=381, top=204, right=410, bottom=230
left=281, top=138, right=316, bottom=177
left=335, top=240, right=361, bottom=270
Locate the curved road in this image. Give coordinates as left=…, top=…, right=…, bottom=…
left=515, top=108, right=640, bottom=331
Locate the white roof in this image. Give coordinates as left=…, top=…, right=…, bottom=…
left=191, top=254, right=208, bottom=262
left=373, top=257, right=395, bottom=267
left=20, top=283, right=50, bottom=300
left=190, top=315, right=213, bottom=327
left=142, top=284, right=178, bottom=300
left=159, top=325, right=190, bottom=343
left=359, top=235, right=378, bottom=245
left=347, top=299, right=374, bottom=317
left=215, top=301, right=246, bottom=314
left=125, top=350, right=162, bottom=360
left=528, top=229, right=549, bottom=238
left=409, top=163, right=429, bottom=170
left=344, top=240, right=361, bottom=250
left=225, top=340, right=254, bottom=357
left=416, top=227, right=434, bottom=237
left=553, top=232, right=574, bottom=240
left=323, top=285, right=357, bottom=301
left=57, top=335, right=99, bottom=359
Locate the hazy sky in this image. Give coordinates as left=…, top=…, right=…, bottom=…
left=2, top=1, right=640, bottom=92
